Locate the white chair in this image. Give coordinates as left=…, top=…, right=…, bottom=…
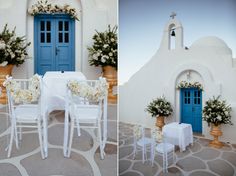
left=6, top=75, right=45, bottom=159
left=66, top=78, right=108, bottom=159
left=152, top=131, right=175, bottom=172
left=133, top=125, right=155, bottom=163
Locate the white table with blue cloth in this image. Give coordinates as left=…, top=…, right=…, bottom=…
left=162, top=122, right=193, bottom=152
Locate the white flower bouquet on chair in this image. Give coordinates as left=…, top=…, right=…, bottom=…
left=3, top=74, right=41, bottom=103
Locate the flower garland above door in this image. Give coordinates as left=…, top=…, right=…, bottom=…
left=28, top=0, right=79, bottom=20
left=176, top=81, right=203, bottom=90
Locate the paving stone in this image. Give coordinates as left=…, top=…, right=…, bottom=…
left=124, top=137, right=134, bottom=145
left=0, top=114, right=8, bottom=134
left=189, top=142, right=201, bottom=153
left=0, top=163, right=21, bottom=176
left=48, top=124, right=93, bottom=151
left=222, top=151, right=236, bottom=167
left=0, top=133, right=40, bottom=159
left=193, top=148, right=220, bottom=160
left=21, top=148, right=93, bottom=176
left=120, top=171, right=141, bottom=176
left=119, top=146, right=133, bottom=159
left=50, top=110, right=65, bottom=123
left=176, top=156, right=206, bottom=171
left=154, top=153, right=175, bottom=167
left=94, top=152, right=117, bottom=176
left=208, top=159, right=234, bottom=176
left=175, top=148, right=191, bottom=158
left=198, top=138, right=211, bottom=146
left=189, top=171, right=216, bottom=176
left=159, top=167, right=184, bottom=176
left=220, top=143, right=233, bottom=151
left=107, top=121, right=117, bottom=142
left=132, top=161, right=158, bottom=176
left=119, top=160, right=132, bottom=173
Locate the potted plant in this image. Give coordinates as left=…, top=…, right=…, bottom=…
left=88, top=25, right=117, bottom=104
left=0, top=24, right=31, bottom=104
left=146, top=96, right=173, bottom=130
left=203, top=96, right=233, bottom=148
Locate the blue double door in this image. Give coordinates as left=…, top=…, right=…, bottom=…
left=34, top=14, right=75, bottom=75
left=181, top=88, right=202, bottom=133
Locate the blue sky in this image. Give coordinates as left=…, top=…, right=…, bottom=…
left=119, top=0, right=236, bottom=85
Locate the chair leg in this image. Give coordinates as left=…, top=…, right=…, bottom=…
left=67, top=118, right=75, bottom=157
left=133, top=140, right=137, bottom=160
left=98, top=121, right=104, bottom=160
left=19, top=124, right=22, bottom=141
left=7, top=124, right=15, bottom=158
left=14, top=122, right=19, bottom=150
left=37, top=120, right=45, bottom=159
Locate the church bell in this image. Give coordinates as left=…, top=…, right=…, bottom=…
left=171, top=30, right=175, bottom=37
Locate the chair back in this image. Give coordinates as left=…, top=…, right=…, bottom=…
left=5, top=75, right=42, bottom=120
left=67, top=77, right=108, bottom=120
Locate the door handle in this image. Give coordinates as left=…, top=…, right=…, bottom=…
left=55, top=47, right=60, bottom=55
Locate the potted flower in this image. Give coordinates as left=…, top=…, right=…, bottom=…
left=203, top=96, right=233, bottom=148
left=88, top=25, right=117, bottom=104
left=146, top=96, right=173, bottom=130
left=0, top=24, right=31, bottom=104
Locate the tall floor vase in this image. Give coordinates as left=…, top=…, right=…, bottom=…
left=156, top=116, right=165, bottom=131
left=0, top=64, right=14, bottom=104
left=102, top=66, right=117, bottom=104
left=209, top=124, right=223, bottom=148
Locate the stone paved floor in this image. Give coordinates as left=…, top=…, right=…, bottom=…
left=0, top=105, right=117, bottom=176
left=119, top=122, right=236, bottom=176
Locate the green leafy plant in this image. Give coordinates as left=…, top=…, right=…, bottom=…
left=0, top=24, right=31, bottom=66
left=88, top=25, right=118, bottom=69
left=203, top=96, right=233, bottom=126
left=146, top=96, right=173, bottom=117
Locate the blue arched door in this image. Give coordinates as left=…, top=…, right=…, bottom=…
left=181, top=88, right=202, bottom=133
left=34, top=14, right=75, bottom=75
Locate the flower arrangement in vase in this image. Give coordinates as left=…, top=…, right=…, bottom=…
left=88, top=25, right=118, bottom=104
left=0, top=24, right=31, bottom=104
left=203, top=96, right=233, bottom=148
left=146, top=96, right=173, bottom=130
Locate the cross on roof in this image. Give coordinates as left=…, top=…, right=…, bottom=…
left=170, top=12, right=177, bottom=19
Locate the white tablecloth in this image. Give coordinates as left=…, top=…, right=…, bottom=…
left=42, top=71, right=86, bottom=157
left=162, top=122, right=193, bottom=151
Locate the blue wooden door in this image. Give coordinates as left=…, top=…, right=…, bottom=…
left=181, top=88, right=202, bottom=133
left=34, top=14, right=75, bottom=75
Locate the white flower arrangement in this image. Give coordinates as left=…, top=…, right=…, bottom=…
left=151, top=128, right=163, bottom=143
left=67, top=78, right=108, bottom=102
left=3, top=74, right=41, bottom=103
left=145, top=96, right=173, bottom=117
left=177, top=81, right=203, bottom=90
left=88, top=25, right=118, bottom=69
left=0, top=24, right=31, bottom=66
left=28, top=0, right=79, bottom=20
left=203, top=96, right=233, bottom=126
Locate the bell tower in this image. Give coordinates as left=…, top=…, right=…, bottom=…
left=160, top=12, right=184, bottom=51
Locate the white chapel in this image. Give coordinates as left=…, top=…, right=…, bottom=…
left=119, top=14, right=236, bottom=143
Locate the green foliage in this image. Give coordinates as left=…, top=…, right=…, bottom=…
left=0, top=24, right=31, bottom=66
left=146, top=96, right=173, bottom=117
left=203, top=96, right=233, bottom=126
left=88, top=25, right=117, bottom=69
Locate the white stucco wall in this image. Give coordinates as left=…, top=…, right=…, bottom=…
left=0, top=0, right=117, bottom=79
left=119, top=18, right=236, bottom=144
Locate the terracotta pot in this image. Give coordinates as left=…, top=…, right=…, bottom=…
left=0, top=64, right=14, bottom=104
left=156, top=116, right=165, bottom=131
left=102, top=66, right=117, bottom=104
left=209, top=124, right=223, bottom=148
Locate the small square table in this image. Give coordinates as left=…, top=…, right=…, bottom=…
left=162, top=122, right=193, bottom=151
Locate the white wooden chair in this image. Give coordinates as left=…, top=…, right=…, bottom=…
left=6, top=75, right=45, bottom=159
left=66, top=78, right=108, bottom=159
left=133, top=125, right=155, bottom=164
left=152, top=131, right=175, bottom=172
